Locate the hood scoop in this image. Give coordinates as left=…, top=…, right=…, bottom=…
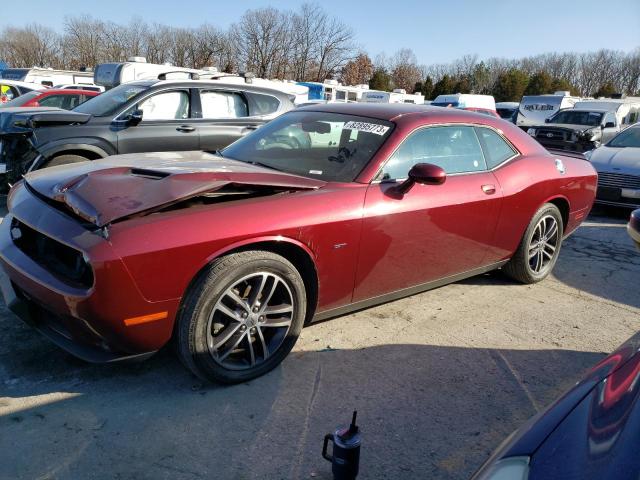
left=30, top=165, right=323, bottom=227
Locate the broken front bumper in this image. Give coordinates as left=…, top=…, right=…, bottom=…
left=0, top=182, right=180, bottom=362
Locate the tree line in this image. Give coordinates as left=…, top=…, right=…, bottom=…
left=1, top=5, right=638, bottom=100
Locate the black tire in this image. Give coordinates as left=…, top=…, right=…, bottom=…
left=176, top=251, right=307, bottom=384
left=503, top=203, right=564, bottom=284
left=43, top=154, right=89, bottom=168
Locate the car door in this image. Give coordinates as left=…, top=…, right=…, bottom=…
left=353, top=124, right=503, bottom=302
left=116, top=88, right=199, bottom=154
left=191, top=88, right=268, bottom=152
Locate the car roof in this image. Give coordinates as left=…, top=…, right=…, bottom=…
left=0, top=79, right=47, bottom=89
left=570, top=108, right=611, bottom=113
left=295, top=102, right=496, bottom=122
left=37, top=89, right=99, bottom=95
left=125, top=79, right=293, bottom=98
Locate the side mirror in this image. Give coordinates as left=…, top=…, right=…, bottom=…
left=544, top=118, right=551, bottom=123
left=396, top=163, right=446, bottom=195
left=604, top=121, right=615, bottom=129
left=127, top=109, right=143, bottom=126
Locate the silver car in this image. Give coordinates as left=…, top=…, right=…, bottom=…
left=587, top=123, right=640, bottom=208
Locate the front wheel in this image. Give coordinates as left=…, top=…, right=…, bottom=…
left=43, top=154, right=90, bottom=169
left=503, top=203, right=564, bottom=284
left=176, top=251, right=307, bottom=384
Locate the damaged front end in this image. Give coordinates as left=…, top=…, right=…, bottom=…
left=22, top=157, right=326, bottom=230
left=0, top=109, right=92, bottom=186
left=0, top=132, right=40, bottom=186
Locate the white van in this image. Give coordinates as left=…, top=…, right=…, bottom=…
left=0, top=67, right=94, bottom=88
left=516, top=91, right=581, bottom=129
left=573, top=98, right=640, bottom=129
left=94, top=57, right=202, bottom=89
left=360, top=89, right=425, bottom=104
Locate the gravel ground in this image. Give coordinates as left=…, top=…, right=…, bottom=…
left=1, top=205, right=639, bottom=480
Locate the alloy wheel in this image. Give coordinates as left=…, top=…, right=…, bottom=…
left=206, top=272, right=295, bottom=370
left=527, top=215, right=560, bottom=274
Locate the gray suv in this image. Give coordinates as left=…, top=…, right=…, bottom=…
left=0, top=78, right=294, bottom=185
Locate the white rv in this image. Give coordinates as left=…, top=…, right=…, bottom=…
left=94, top=57, right=202, bottom=89
left=0, top=67, right=94, bottom=87
left=516, top=91, right=581, bottom=129
left=360, top=89, right=425, bottom=104
left=572, top=98, right=640, bottom=128
left=322, top=80, right=370, bottom=103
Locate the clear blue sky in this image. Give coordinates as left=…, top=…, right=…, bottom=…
left=2, top=0, right=639, bottom=64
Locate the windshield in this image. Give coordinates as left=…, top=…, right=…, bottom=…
left=221, top=111, right=394, bottom=182
left=0, top=90, right=40, bottom=108
left=608, top=127, right=640, bottom=148
left=497, top=108, right=515, bottom=119
left=73, top=84, right=148, bottom=116
left=549, top=110, right=603, bottom=126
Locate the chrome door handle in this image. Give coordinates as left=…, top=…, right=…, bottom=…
left=176, top=125, right=195, bottom=133
left=482, top=184, right=496, bottom=195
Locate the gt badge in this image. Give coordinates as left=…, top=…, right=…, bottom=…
left=555, top=159, right=566, bottom=175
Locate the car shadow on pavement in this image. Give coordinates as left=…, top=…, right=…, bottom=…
left=458, top=209, right=640, bottom=310
left=1, top=329, right=605, bottom=480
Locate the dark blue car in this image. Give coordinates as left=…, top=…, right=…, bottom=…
left=472, top=331, right=640, bottom=479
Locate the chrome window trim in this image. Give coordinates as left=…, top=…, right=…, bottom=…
left=371, top=122, right=521, bottom=184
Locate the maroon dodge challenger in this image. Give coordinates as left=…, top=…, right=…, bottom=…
left=0, top=104, right=597, bottom=383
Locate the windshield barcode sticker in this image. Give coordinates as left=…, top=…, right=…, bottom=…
left=343, top=121, right=390, bottom=136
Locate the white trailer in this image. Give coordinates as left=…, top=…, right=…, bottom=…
left=516, top=91, right=582, bottom=129
left=0, top=67, right=94, bottom=87
left=360, top=89, right=425, bottom=104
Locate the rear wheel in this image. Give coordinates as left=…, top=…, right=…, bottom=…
left=176, top=251, right=306, bottom=384
left=503, top=203, right=564, bottom=284
left=43, top=154, right=89, bottom=168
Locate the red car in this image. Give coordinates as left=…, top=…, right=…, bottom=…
left=0, top=104, right=597, bottom=383
left=0, top=88, right=98, bottom=110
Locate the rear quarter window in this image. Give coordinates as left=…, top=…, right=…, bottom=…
left=475, top=127, right=517, bottom=169
left=249, top=93, right=281, bottom=116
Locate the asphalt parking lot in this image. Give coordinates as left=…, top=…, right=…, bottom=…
left=1, top=205, right=639, bottom=480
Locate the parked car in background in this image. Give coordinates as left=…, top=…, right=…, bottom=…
left=54, top=84, right=105, bottom=93
left=527, top=108, right=618, bottom=152
left=0, top=80, right=46, bottom=104
left=496, top=102, right=519, bottom=123
left=431, top=94, right=499, bottom=117
left=516, top=91, right=581, bottom=130
left=586, top=123, right=640, bottom=208
left=0, top=103, right=596, bottom=383
left=0, top=67, right=94, bottom=88
left=629, top=209, right=640, bottom=248
left=0, top=89, right=98, bottom=110
left=0, top=78, right=294, bottom=185
left=574, top=98, right=640, bottom=128
left=472, top=331, right=640, bottom=480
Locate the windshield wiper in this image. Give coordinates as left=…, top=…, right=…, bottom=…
left=248, top=161, right=282, bottom=172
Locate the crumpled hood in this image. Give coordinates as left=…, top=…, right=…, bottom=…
left=589, top=146, right=640, bottom=174
left=23, top=151, right=326, bottom=227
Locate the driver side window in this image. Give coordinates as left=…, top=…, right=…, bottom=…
left=380, top=125, right=487, bottom=180
left=138, top=90, right=190, bottom=121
